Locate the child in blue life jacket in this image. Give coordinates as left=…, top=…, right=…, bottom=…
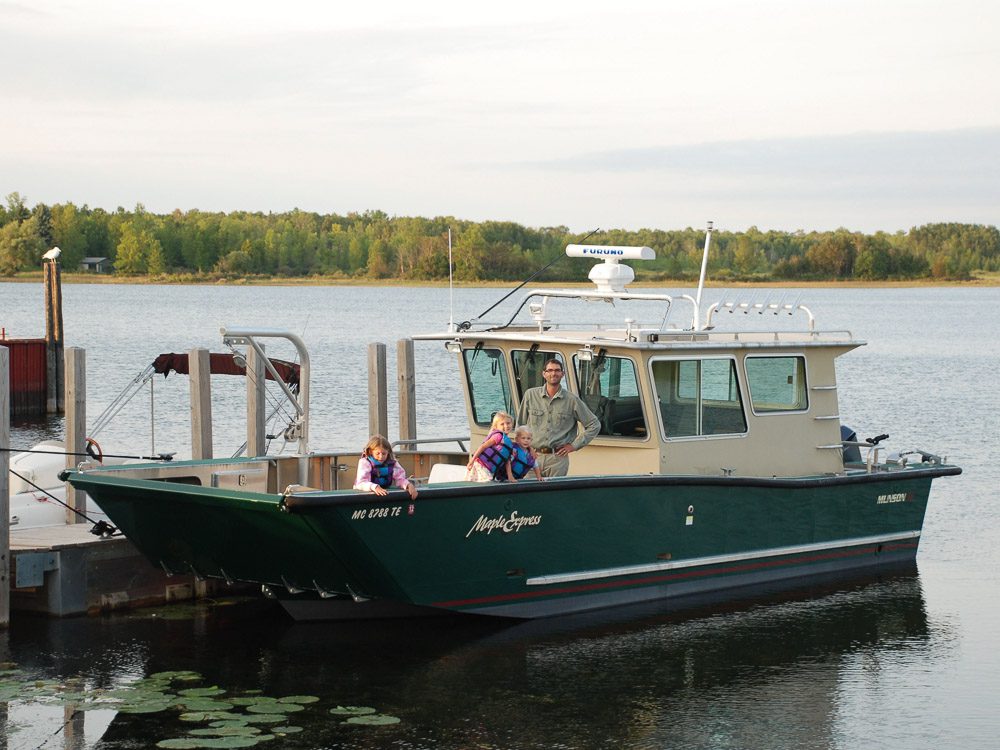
left=498, top=425, right=544, bottom=482
left=465, top=411, right=515, bottom=482
left=354, top=434, right=418, bottom=500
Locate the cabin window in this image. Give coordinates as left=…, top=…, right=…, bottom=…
left=573, top=352, right=647, bottom=438
left=511, top=349, right=566, bottom=400
left=745, top=355, right=808, bottom=413
left=463, top=347, right=514, bottom=426
left=651, top=357, right=747, bottom=438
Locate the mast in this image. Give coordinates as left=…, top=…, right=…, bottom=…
left=694, top=220, right=714, bottom=330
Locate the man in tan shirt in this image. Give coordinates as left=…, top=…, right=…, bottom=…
left=516, top=358, right=601, bottom=477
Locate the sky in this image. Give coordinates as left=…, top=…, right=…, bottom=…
left=2, top=0, right=998, bottom=233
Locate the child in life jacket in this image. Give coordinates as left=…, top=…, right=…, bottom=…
left=354, top=434, right=418, bottom=500
left=465, top=411, right=515, bottom=482
left=499, top=425, right=544, bottom=482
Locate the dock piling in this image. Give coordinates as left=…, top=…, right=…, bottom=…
left=398, top=338, right=417, bottom=442
left=44, top=258, right=65, bottom=414
left=189, top=347, right=213, bottom=459
left=1, top=345, right=11, bottom=626
left=368, top=343, right=388, bottom=438
left=246, top=344, right=266, bottom=457
left=64, top=347, right=87, bottom=523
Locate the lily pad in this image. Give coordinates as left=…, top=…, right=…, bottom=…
left=246, top=702, right=301, bottom=713
left=344, top=713, right=401, bottom=726
left=180, top=711, right=246, bottom=723
left=329, top=705, right=377, bottom=716
left=179, top=686, right=226, bottom=697
left=196, top=737, right=268, bottom=748
left=209, top=721, right=251, bottom=729
left=188, top=727, right=261, bottom=737
left=278, top=695, right=318, bottom=704
left=118, top=701, right=174, bottom=714
left=150, top=670, right=203, bottom=681
left=271, top=726, right=303, bottom=735
left=239, top=713, right=287, bottom=724
left=176, top=699, right=236, bottom=712
left=158, top=738, right=268, bottom=750
left=229, top=697, right=273, bottom=706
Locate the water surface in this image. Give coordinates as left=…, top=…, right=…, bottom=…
left=1, top=282, right=998, bottom=749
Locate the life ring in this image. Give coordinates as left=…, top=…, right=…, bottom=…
left=85, top=437, right=104, bottom=463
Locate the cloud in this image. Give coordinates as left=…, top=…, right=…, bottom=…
left=519, top=128, right=1000, bottom=201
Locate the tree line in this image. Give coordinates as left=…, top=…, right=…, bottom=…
left=2, top=192, right=997, bottom=282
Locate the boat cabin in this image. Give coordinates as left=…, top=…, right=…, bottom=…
left=416, top=244, right=862, bottom=479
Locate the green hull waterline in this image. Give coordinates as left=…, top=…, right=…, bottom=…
left=68, top=464, right=960, bottom=619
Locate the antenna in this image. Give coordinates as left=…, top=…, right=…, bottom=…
left=695, top=220, right=713, bottom=309
left=448, top=227, right=455, bottom=333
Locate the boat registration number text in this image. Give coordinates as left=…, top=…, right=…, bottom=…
left=351, top=506, right=403, bottom=520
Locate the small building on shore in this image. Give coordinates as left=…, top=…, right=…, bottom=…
left=80, top=257, right=112, bottom=273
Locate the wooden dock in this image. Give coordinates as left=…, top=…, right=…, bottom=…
left=9, top=524, right=238, bottom=616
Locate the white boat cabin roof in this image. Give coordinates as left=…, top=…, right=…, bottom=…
left=414, top=242, right=865, bottom=480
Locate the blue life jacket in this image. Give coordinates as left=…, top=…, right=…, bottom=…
left=477, top=430, right=514, bottom=473
left=365, top=456, right=396, bottom=489
left=495, top=444, right=535, bottom=481
left=507, top=444, right=536, bottom=480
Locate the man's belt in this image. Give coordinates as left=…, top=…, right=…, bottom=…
left=537, top=447, right=553, bottom=454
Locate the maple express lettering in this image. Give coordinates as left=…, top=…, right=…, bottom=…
left=466, top=510, right=542, bottom=538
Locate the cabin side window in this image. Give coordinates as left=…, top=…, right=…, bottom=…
left=573, top=352, right=647, bottom=438
left=744, top=355, right=808, bottom=413
left=462, top=347, right=514, bottom=427
left=651, top=357, right=748, bottom=438
left=511, top=349, right=566, bottom=401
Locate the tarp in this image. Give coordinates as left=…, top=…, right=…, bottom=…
left=151, top=353, right=300, bottom=390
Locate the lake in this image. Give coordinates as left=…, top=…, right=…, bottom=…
left=1, top=280, right=998, bottom=749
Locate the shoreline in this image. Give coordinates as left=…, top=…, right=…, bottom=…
left=3, top=272, right=998, bottom=288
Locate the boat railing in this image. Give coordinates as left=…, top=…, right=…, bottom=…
left=837, top=440, right=945, bottom=474
left=393, top=436, right=470, bottom=453
left=705, top=301, right=816, bottom=331
left=478, top=288, right=700, bottom=333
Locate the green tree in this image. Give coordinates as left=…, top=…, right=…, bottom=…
left=0, top=216, right=45, bottom=275
left=50, top=203, right=89, bottom=269
left=733, top=234, right=765, bottom=275
left=115, top=221, right=163, bottom=275
left=853, top=235, right=892, bottom=280
left=805, top=232, right=856, bottom=277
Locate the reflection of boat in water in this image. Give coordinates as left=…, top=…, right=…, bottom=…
left=18, top=568, right=934, bottom=750
left=63, top=226, right=961, bottom=619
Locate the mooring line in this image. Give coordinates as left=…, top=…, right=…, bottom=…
left=7, top=467, right=119, bottom=538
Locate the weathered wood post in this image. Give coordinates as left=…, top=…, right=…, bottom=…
left=64, top=346, right=87, bottom=523
left=44, top=257, right=65, bottom=414
left=367, top=343, right=388, bottom=438
left=1, top=346, right=11, bottom=625
left=397, top=338, right=416, bottom=444
left=246, top=345, right=266, bottom=457
left=189, top=348, right=213, bottom=460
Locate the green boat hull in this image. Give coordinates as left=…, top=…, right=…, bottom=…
left=68, top=463, right=959, bottom=619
